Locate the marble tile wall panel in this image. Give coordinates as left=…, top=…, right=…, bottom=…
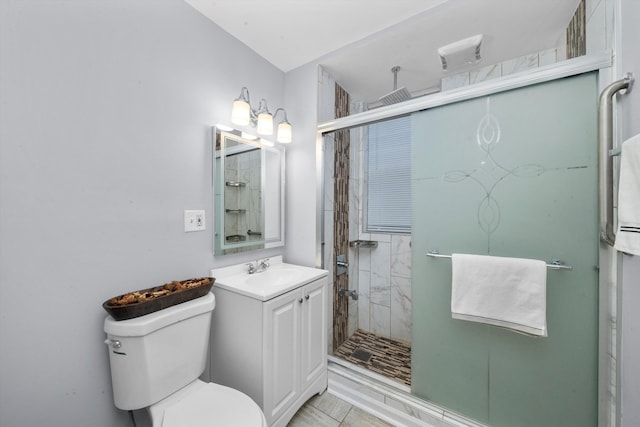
left=585, top=0, right=610, bottom=54
left=391, top=235, right=411, bottom=279
left=390, top=275, right=412, bottom=344
left=348, top=298, right=358, bottom=337
left=318, top=66, right=336, bottom=123
left=371, top=303, right=391, bottom=337
left=358, top=269, right=371, bottom=332
left=384, top=396, right=448, bottom=427
left=469, top=64, right=501, bottom=85
left=441, top=72, right=470, bottom=91
left=501, top=53, right=539, bottom=76
left=370, top=240, right=391, bottom=307
left=440, top=44, right=572, bottom=92
left=538, top=48, right=558, bottom=67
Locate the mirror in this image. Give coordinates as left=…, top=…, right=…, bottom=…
left=213, top=126, right=285, bottom=256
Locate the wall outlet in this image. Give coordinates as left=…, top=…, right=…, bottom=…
left=184, top=210, right=206, bottom=232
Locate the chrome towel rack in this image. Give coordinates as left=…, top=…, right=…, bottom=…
left=426, top=251, right=573, bottom=271
left=599, top=72, right=634, bottom=246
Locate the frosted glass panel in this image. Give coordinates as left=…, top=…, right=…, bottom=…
left=410, top=73, right=598, bottom=426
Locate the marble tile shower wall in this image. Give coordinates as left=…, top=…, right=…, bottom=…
left=323, top=125, right=413, bottom=346
left=352, top=124, right=413, bottom=345
left=441, top=0, right=613, bottom=92
left=440, top=47, right=565, bottom=91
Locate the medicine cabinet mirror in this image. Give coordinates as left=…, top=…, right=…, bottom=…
left=213, top=126, right=285, bottom=256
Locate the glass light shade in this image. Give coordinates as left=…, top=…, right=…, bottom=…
left=231, top=99, right=251, bottom=126
left=277, top=121, right=292, bottom=143
left=257, top=112, right=273, bottom=135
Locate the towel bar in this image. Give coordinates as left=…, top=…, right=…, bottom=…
left=426, top=251, right=572, bottom=271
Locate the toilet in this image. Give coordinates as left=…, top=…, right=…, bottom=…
left=104, top=292, right=266, bottom=427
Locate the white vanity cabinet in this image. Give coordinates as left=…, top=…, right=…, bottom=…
left=209, top=266, right=328, bottom=427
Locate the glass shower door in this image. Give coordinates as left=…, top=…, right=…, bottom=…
left=410, top=72, right=599, bottom=426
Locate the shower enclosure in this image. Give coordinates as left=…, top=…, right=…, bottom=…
left=319, top=65, right=604, bottom=426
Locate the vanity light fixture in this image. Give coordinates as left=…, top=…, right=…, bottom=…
left=231, top=87, right=292, bottom=144
left=259, top=138, right=275, bottom=147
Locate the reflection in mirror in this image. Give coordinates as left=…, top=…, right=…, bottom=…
left=213, top=126, right=285, bottom=256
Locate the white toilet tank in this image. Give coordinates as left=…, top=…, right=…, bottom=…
left=104, top=292, right=215, bottom=410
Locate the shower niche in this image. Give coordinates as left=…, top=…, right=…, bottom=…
left=213, top=126, right=285, bottom=256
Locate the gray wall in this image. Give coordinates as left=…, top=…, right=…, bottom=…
left=0, top=1, right=285, bottom=426
left=620, top=1, right=640, bottom=425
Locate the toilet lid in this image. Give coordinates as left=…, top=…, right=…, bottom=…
left=161, top=383, right=265, bottom=427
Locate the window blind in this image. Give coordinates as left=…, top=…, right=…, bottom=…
left=365, top=115, right=412, bottom=233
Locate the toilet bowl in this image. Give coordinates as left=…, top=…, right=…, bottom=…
left=149, top=380, right=266, bottom=427
left=104, top=292, right=266, bottom=426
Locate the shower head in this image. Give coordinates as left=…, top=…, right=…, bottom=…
left=378, top=87, right=412, bottom=105
left=378, top=66, right=412, bottom=105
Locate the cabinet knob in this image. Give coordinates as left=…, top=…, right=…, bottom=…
left=305, top=295, right=310, bottom=300
left=298, top=298, right=303, bottom=304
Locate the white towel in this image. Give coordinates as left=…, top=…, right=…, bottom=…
left=615, top=133, right=640, bottom=256
left=451, top=254, right=547, bottom=337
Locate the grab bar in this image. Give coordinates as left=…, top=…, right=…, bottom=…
left=598, top=73, right=634, bottom=246
left=426, top=251, right=572, bottom=271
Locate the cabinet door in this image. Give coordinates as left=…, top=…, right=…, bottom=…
left=301, top=278, right=328, bottom=389
left=263, top=289, right=301, bottom=424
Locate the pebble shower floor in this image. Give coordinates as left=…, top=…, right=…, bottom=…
left=334, top=329, right=411, bottom=386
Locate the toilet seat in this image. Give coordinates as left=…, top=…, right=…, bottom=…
left=152, top=381, right=266, bottom=427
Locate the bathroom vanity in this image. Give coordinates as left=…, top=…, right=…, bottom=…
left=209, top=257, right=329, bottom=427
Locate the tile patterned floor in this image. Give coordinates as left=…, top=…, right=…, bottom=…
left=288, top=391, right=394, bottom=427
left=333, top=329, right=411, bottom=386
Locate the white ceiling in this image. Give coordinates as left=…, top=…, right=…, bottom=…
left=185, top=0, right=581, bottom=106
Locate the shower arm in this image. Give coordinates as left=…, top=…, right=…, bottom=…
left=598, top=73, right=634, bottom=246
left=391, top=66, right=400, bottom=90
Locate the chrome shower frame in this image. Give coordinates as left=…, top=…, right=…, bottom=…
left=316, top=52, right=620, bottom=427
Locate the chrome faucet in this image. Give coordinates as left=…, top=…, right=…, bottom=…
left=247, top=258, right=270, bottom=274
left=246, top=262, right=256, bottom=274
left=257, top=258, right=270, bottom=273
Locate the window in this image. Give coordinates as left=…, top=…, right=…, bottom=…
left=365, top=115, right=411, bottom=233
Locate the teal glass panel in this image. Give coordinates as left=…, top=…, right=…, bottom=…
left=410, top=72, right=598, bottom=426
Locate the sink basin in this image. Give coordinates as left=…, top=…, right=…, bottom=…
left=245, top=268, right=304, bottom=287
left=210, top=256, right=328, bottom=301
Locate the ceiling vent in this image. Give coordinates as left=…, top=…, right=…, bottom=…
left=438, top=34, right=483, bottom=72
